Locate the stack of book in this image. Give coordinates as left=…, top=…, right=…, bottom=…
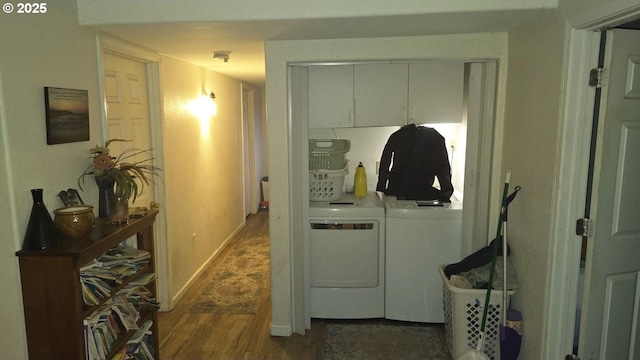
left=109, top=320, right=155, bottom=360
left=117, top=285, right=160, bottom=313
left=100, top=245, right=151, bottom=265
left=84, top=295, right=141, bottom=360
left=124, top=320, right=156, bottom=360
left=80, top=245, right=151, bottom=306
left=84, top=287, right=159, bottom=360
left=81, top=273, right=114, bottom=306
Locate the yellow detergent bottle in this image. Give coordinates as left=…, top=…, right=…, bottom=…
left=354, top=162, right=367, bottom=197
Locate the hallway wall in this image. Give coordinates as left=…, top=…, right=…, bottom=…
left=0, top=2, right=266, bottom=358
left=0, top=1, right=103, bottom=358
left=159, top=56, right=250, bottom=303
left=501, top=0, right=614, bottom=358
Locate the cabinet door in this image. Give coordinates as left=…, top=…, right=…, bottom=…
left=354, top=63, right=408, bottom=127
left=408, top=62, right=464, bottom=124
left=308, top=65, right=354, bottom=128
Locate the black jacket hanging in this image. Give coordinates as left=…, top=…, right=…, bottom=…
left=376, top=124, right=454, bottom=201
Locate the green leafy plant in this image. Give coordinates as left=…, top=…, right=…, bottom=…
left=78, top=139, right=160, bottom=203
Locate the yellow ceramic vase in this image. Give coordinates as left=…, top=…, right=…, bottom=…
left=53, top=205, right=95, bottom=240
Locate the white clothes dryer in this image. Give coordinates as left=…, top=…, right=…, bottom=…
left=308, top=192, right=385, bottom=318
left=384, top=195, right=463, bottom=323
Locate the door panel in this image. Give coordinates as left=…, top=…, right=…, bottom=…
left=102, top=52, right=155, bottom=207
left=104, top=70, right=120, bottom=103
left=612, top=123, right=640, bottom=234
left=581, top=28, right=640, bottom=360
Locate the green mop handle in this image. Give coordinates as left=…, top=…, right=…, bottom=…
left=480, top=169, right=511, bottom=332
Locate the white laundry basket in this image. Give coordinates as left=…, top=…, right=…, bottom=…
left=439, top=266, right=515, bottom=360
left=309, top=163, right=348, bottom=201
left=309, top=139, right=350, bottom=170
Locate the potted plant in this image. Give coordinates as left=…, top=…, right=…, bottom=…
left=79, top=139, right=160, bottom=224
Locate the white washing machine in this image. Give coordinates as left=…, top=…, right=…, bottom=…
left=308, top=192, right=385, bottom=318
left=384, top=195, right=463, bottom=323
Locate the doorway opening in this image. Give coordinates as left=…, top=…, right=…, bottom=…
left=289, top=59, right=499, bottom=328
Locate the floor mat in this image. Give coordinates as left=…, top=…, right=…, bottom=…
left=188, top=235, right=270, bottom=314
left=323, top=324, right=450, bottom=360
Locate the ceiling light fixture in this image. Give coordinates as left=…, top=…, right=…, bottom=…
left=213, top=50, right=231, bottom=63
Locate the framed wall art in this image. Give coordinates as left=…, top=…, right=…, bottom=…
left=44, top=87, right=90, bottom=145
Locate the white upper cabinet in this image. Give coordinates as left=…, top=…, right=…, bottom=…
left=354, top=63, right=409, bottom=127
left=307, top=61, right=464, bottom=128
left=408, top=62, right=464, bottom=124
left=308, top=65, right=354, bottom=128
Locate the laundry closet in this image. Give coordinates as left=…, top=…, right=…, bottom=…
left=297, top=60, right=496, bottom=323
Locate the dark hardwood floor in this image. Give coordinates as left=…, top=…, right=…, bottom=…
left=158, top=210, right=450, bottom=359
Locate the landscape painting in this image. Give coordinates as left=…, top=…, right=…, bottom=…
left=45, top=87, right=90, bottom=145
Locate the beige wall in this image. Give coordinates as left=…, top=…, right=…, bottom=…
left=0, top=1, right=103, bottom=358
left=500, top=0, right=614, bottom=358
left=159, top=56, right=248, bottom=301
left=0, top=1, right=260, bottom=358
left=503, top=16, right=564, bottom=358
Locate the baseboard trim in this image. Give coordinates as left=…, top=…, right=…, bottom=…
left=270, top=324, right=292, bottom=337
left=170, top=220, right=246, bottom=306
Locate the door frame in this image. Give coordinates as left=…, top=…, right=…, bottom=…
left=96, top=35, right=172, bottom=311
left=241, top=83, right=258, bottom=215
left=544, top=2, right=640, bottom=358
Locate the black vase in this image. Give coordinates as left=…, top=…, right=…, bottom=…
left=22, top=189, right=62, bottom=251
left=95, top=175, right=115, bottom=218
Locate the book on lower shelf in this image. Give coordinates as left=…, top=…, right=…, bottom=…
left=127, top=320, right=153, bottom=345
left=84, top=289, right=159, bottom=360
left=123, top=332, right=156, bottom=360
left=81, top=240, right=160, bottom=359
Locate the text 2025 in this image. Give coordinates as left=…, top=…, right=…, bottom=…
left=17, top=3, right=47, bottom=14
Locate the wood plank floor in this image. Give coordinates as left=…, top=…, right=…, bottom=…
left=158, top=210, right=451, bottom=359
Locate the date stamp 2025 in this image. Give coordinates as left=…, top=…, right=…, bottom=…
left=3, top=3, right=47, bottom=14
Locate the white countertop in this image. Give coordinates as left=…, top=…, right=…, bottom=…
left=384, top=194, right=463, bottom=219
left=309, top=191, right=385, bottom=218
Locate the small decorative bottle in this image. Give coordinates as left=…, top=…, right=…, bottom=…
left=22, top=189, right=62, bottom=251
left=354, top=162, right=367, bottom=197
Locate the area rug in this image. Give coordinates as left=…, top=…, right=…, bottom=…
left=189, top=235, right=270, bottom=314
left=323, top=324, right=450, bottom=360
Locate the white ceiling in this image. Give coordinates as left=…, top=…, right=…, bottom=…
left=91, top=10, right=545, bottom=86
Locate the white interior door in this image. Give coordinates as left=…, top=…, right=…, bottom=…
left=580, top=28, right=640, bottom=359
left=102, top=52, right=155, bottom=207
